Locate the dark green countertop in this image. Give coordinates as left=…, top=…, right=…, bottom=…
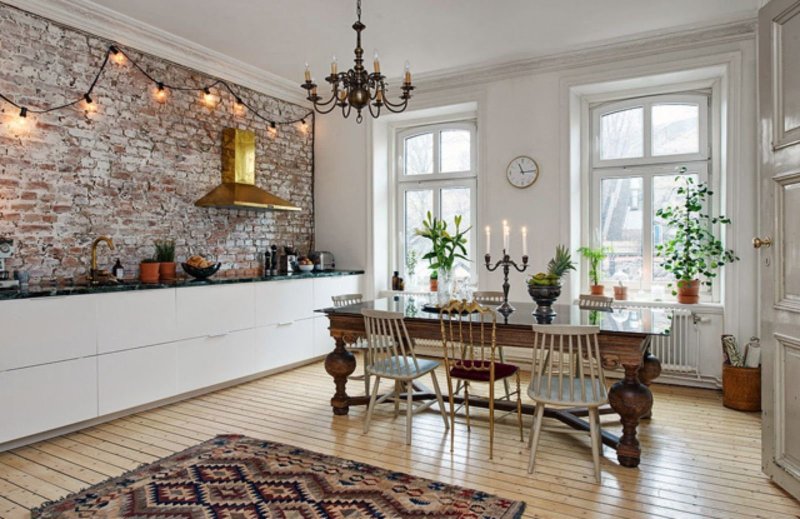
left=0, top=269, right=365, bottom=301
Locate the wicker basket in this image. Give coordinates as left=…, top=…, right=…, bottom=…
left=722, top=363, right=761, bottom=412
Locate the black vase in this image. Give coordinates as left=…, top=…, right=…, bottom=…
left=527, top=284, right=562, bottom=317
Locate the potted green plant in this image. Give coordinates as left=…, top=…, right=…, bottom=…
left=154, top=239, right=177, bottom=282
left=577, top=245, right=610, bottom=295
left=405, top=249, right=419, bottom=288
left=655, top=170, right=739, bottom=304
left=527, top=245, right=576, bottom=317
left=139, top=257, right=160, bottom=284
left=415, top=211, right=470, bottom=304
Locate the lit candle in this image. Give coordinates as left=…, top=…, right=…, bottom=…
left=373, top=50, right=380, bottom=74
left=521, top=226, right=528, bottom=256
left=485, top=226, right=491, bottom=255
left=330, top=55, right=338, bottom=75
left=502, top=220, right=509, bottom=253
left=404, top=60, right=412, bottom=84
left=304, top=63, right=311, bottom=82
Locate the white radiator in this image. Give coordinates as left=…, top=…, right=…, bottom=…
left=640, top=307, right=698, bottom=375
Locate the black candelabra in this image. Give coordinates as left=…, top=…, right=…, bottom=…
left=484, top=250, right=528, bottom=317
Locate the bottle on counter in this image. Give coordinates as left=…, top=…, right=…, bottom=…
left=398, top=276, right=405, bottom=291
left=113, top=258, right=124, bottom=279
left=391, top=271, right=400, bottom=291
left=263, top=249, right=272, bottom=277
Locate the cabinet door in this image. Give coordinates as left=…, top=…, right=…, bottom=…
left=98, top=343, right=177, bottom=415
left=96, top=290, right=177, bottom=354
left=254, top=279, right=314, bottom=326
left=0, top=357, right=97, bottom=444
left=313, top=315, right=335, bottom=357
left=0, top=296, right=96, bottom=371
left=254, top=319, right=314, bottom=372
left=313, top=275, right=364, bottom=312
left=176, top=284, right=255, bottom=338
left=176, top=329, right=256, bottom=393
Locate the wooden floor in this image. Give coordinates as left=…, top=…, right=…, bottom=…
left=0, top=358, right=797, bottom=519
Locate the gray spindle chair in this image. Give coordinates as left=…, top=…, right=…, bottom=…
left=440, top=300, right=523, bottom=459
left=361, top=308, right=449, bottom=445
left=578, top=294, right=614, bottom=310
left=527, top=324, right=607, bottom=483
left=332, top=294, right=371, bottom=396
left=473, top=291, right=512, bottom=400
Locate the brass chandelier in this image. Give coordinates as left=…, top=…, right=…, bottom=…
left=301, top=0, right=414, bottom=123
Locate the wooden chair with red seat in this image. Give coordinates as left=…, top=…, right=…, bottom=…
left=439, top=299, right=523, bottom=459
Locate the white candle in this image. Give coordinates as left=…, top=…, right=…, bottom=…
left=502, top=220, right=509, bottom=253
left=485, top=226, right=491, bottom=255
left=522, top=226, right=528, bottom=256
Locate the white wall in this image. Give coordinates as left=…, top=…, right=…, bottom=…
left=314, top=28, right=759, bottom=367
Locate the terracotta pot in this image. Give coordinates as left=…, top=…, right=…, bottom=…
left=589, top=284, right=605, bottom=296
left=140, top=262, right=161, bottom=284
left=159, top=261, right=177, bottom=282
left=722, top=363, right=761, bottom=412
left=429, top=277, right=438, bottom=292
left=676, top=279, right=700, bottom=304
left=613, top=285, right=628, bottom=301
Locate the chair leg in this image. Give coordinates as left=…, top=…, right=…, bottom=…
left=527, top=404, right=545, bottom=474
left=463, top=381, right=471, bottom=431
left=445, top=372, right=456, bottom=453
left=526, top=404, right=536, bottom=449
left=363, top=375, right=381, bottom=434
left=588, top=407, right=602, bottom=484
left=405, top=380, right=414, bottom=445
left=394, top=380, right=400, bottom=418
left=489, top=378, right=495, bottom=460
left=363, top=351, right=371, bottom=397
left=498, top=347, right=511, bottom=400
left=515, top=373, right=524, bottom=442
left=430, top=371, right=449, bottom=430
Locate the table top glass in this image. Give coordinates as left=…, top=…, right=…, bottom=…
left=320, top=295, right=670, bottom=336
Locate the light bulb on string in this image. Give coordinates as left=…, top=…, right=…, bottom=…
left=202, top=87, right=217, bottom=108
left=269, top=121, right=277, bottom=136
left=153, top=82, right=168, bottom=103
left=82, top=93, right=97, bottom=113
left=234, top=96, right=245, bottom=116
left=9, top=106, right=30, bottom=134
left=110, top=46, right=126, bottom=65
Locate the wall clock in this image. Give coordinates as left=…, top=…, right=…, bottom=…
left=506, top=156, right=539, bottom=188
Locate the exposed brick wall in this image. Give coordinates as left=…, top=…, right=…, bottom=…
left=0, top=4, right=313, bottom=282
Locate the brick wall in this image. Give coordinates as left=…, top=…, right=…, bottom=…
left=0, top=4, right=314, bottom=282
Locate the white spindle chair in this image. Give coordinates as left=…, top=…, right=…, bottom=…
left=472, top=291, right=512, bottom=400
left=361, top=308, right=449, bottom=445
left=527, top=324, right=608, bottom=483
left=578, top=294, right=614, bottom=310
left=332, top=294, right=372, bottom=395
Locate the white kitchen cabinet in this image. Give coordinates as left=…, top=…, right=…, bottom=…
left=0, top=296, right=96, bottom=371
left=95, top=290, right=178, bottom=354
left=176, top=328, right=256, bottom=393
left=0, top=357, right=97, bottom=443
left=254, top=278, right=314, bottom=326
left=254, top=318, right=314, bottom=372
left=313, top=275, right=364, bottom=312
left=98, top=343, right=177, bottom=415
left=313, top=315, right=336, bottom=357
left=176, top=284, right=255, bottom=338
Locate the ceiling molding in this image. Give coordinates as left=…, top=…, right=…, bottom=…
left=1, top=0, right=310, bottom=106
left=413, top=18, right=757, bottom=93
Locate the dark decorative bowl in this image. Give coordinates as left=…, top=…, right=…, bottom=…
left=527, top=284, right=562, bottom=317
left=181, top=262, right=221, bottom=280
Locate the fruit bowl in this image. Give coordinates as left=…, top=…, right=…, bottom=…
left=181, top=262, right=221, bottom=280
left=298, top=264, right=314, bottom=273
left=527, top=284, right=562, bottom=317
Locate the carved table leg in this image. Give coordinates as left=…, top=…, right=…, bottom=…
left=325, top=336, right=357, bottom=416
left=637, top=351, right=661, bottom=419
left=608, top=363, right=653, bottom=468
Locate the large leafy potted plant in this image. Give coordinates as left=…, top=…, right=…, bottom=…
left=527, top=245, right=576, bottom=317
left=415, top=211, right=470, bottom=304
left=655, top=170, right=738, bottom=304
left=577, top=245, right=610, bottom=295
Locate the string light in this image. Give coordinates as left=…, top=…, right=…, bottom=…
left=0, top=43, right=311, bottom=133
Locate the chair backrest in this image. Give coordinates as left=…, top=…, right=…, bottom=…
left=361, top=308, right=420, bottom=373
left=529, top=324, right=607, bottom=405
left=473, top=291, right=504, bottom=304
left=332, top=293, right=363, bottom=307
left=439, top=300, right=498, bottom=378
left=578, top=294, right=613, bottom=310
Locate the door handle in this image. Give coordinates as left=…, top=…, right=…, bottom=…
left=207, top=331, right=229, bottom=338
left=753, top=236, right=773, bottom=249
left=278, top=321, right=294, bottom=327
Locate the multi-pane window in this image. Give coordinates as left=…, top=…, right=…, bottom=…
left=590, top=94, right=709, bottom=293
left=397, top=121, right=477, bottom=288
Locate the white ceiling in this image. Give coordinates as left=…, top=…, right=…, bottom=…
left=89, top=0, right=759, bottom=84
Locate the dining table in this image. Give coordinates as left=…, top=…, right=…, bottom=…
left=318, top=295, right=669, bottom=468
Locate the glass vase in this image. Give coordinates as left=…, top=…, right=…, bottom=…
left=436, top=268, right=453, bottom=306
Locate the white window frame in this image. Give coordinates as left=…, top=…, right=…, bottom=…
left=395, top=121, right=478, bottom=284
left=590, top=93, right=712, bottom=295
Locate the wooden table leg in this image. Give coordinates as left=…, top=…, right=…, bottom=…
left=325, top=336, right=356, bottom=416
left=608, top=363, right=653, bottom=468
left=638, top=351, right=661, bottom=419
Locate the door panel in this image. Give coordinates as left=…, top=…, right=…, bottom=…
left=776, top=174, right=800, bottom=308
left=777, top=335, right=800, bottom=476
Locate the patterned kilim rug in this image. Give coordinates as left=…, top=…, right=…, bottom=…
left=32, top=434, right=525, bottom=518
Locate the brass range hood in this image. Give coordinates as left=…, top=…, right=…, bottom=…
left=195, top=128, right=300, bottom=212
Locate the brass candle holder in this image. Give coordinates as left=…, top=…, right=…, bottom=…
left=484, top=249, right=528, bottom=317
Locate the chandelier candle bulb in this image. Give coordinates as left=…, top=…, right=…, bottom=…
left=331, top=56, right=337, bottom=75
left=304, top=63, right=311, bottom=82
left=404, top=61, right=412, bottom=84
left=373, top=50, right=380, bottom=73
left=485, top=226, right=491, bottom=255
left=522, top=227, right=528, bottom=256
left=503, top=220, right=510, bottom=253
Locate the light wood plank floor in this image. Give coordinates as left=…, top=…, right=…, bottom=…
left=1, top=358, right=797, bottom=519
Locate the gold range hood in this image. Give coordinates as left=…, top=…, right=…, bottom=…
left=195, top=128, right=300, bottom=212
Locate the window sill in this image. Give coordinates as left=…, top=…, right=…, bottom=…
left=594, top=294, right=725, bottom=314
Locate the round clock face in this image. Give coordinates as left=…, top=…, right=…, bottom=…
left=506, top=156, right=539, bottom=188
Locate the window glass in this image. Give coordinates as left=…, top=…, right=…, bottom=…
left=440, top=130, right=471, bottom=172
left=652, top=104, right=700, bottom=156
left=600, top=177, right=644, bottom=284
left=600, top=107, right=644, bottom=160
left=404, top=133, right=433, bottom=175
left=441, top=187, right=472, bottom=278
left=652, top=173, right=699, bottom=283
left=404, top=189, right=434, bottom=287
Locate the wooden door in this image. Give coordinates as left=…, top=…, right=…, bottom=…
left=759, top=0, right=800, bottom=499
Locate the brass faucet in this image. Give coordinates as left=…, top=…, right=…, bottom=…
left=90, top=236, right=115, bottom=283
